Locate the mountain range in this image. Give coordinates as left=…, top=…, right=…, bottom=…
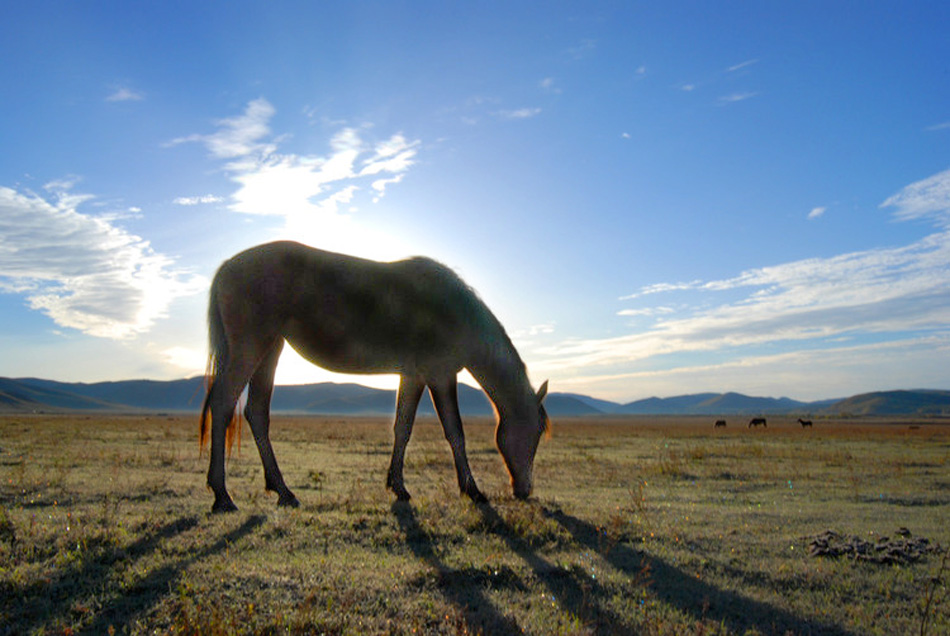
left=1, top=376, right=949, bottom=417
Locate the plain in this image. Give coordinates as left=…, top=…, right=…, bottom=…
left=0, top=414, right=947, bottom=635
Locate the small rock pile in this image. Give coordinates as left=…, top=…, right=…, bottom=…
left=808, top=528, right=943, bottom=565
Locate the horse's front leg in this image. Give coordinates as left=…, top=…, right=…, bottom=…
left=429, top=376, right=487, bottom=503
left=245, top=340, right=299, bottom=508
left=387, top=375, right=425, bottom=501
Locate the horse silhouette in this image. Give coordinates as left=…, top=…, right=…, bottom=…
left=714, top=420, right=727, bottom=428
left=748, top=417, right=767, bottom=428
left=798, top=418, right=813, bottom=428
left=200, top=241, right=549, bottom=513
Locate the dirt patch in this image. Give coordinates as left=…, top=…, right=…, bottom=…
left=808, top=528, right=944, bottom=565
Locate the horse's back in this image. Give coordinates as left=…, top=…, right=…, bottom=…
left=212, top=241, right=496, bottom=374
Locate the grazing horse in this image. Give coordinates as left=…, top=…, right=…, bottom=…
left=200, top=241, right=549, bottom=513
left=748, top=417, right=767, bottom=428
left=798, top=418, right=813, bottom=428
left=714, top=420, right=727, bottom=428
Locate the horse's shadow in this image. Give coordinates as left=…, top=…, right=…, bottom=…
left=391, top=501, right=523, bottom=634
left=542, top=505, right=857, bottom=636
left=9, top=513, right=266, bottom=635
left=393, top=501, right=857, bottom=636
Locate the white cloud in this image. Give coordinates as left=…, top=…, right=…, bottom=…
left=165, top=97, right=275, bottom=159
left=808, top=206, right=826, bottom=220
left=168, top=99, right=420, bottom=258
left=925, top=121, right=950, bottom=132
left=106, top=87, right=144, bottom=102
left=360, top=134, right=419, bottom=177
left=173, top=194, right=223, bottom=206
left=0, top=184, right=205, bottom=339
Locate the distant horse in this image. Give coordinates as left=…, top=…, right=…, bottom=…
left=714, top=420, right=727, bottom=428
left=748, top=417, right=767, bottom=428
left=200, top=241, right=549, bottom=513
left=798, top=418, right=813, bottom=428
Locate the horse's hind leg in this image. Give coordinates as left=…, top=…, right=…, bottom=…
left=429, top=376, right=487, bottom=503
left=387, top=375, right=425, bottom=501
left=207, top=364, right=252, bottom=513
left=244, top=339, right=299, bottom=508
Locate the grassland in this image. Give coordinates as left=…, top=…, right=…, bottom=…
left=0, top=413, right=947, bottom=635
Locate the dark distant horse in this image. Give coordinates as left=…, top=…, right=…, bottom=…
left=798, top=418, right=813, bottom=428
left=200, top=241, right=549, bottom=513
left=714, top=420, right=727, bottom=428
left=748, top=417, right=767, bottom=428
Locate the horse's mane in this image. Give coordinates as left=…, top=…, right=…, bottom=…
left=408, top=258, right=549, bottom=434
left=405, top=256, right=520, bottom=359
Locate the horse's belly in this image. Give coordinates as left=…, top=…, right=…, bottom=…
left=284, top=319, right=462, bottom=377
left=281, top=317, right=401, bottom=372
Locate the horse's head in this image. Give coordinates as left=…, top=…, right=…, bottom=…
left=496, top=380, right=549, bottom=499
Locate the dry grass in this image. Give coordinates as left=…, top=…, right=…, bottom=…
left=0, top=413, right=947, bottom=634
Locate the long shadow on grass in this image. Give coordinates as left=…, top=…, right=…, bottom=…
left=543, top=505, right=858, bottom=636
left=5, top=514, right=265, bottom=634
left=392, top=501, right=523, bottom=635
left=474, top=503, right=639, bottom=634
left=393, top=501, right=639, bottom=634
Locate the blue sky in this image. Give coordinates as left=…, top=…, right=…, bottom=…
left=1, top=2, right=948, bottom=402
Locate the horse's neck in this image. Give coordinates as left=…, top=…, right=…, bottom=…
left=468, top=344, right=532, bottom=419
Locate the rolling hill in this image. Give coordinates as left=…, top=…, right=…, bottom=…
left=0, top=377, right=947, bottom=417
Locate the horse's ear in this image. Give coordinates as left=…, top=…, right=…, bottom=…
left=537, top=380, right=549, bottom=403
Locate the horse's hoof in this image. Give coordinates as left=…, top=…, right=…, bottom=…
left=277, top=494, right=300, bottom=508
left=467, top=489, right=488, bottom=504
left=211, top=499, right=239, bottom=514
left=387, top=478, right=412, bottom=501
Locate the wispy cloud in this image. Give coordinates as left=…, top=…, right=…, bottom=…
left=539, top=169, right=950, bottom=391
left=617, top=306, right=674, bottom=317
left=0, top=183, right=205, bottom=338
left=880, top=167, right=950, bottom=226
left=496, top=107, right=542, bottom=120
left=808, top=206, right=826, bottom=220
left=925, top=121, right=950, bottom=132
left=548, top=336, right=950, bottom=402
left=717, top=91, right=759, bottom=105
left=726, top=59, right=758, bottom=73
left=539, top=77, right=561, bottom=94
left=106, top=87, right=144, bottom=102
left=165, top=97, right=275, bottom=160
left=620, top=281, right=703, bottom=300
left=567, top=38, right=596, bottom=60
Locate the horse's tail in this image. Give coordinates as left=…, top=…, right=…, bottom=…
left=199, top=274, right=241, bottom=457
